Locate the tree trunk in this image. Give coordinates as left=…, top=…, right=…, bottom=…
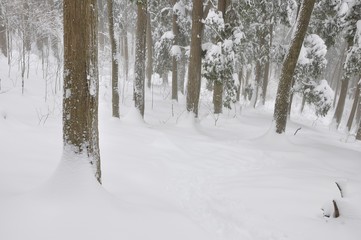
left=332, top=59, right=342, bottom=108
left=346, top=81, right=361, bottom=132
left=172, top=0, right=179, bottom=101
left=333, top=76, right=350, bottom=128
left=178, top=54, right=186, bottom=95
left=332, top=42, right=351, bottom=127
left=123, top=2, right=129, bottom=82
left=236, top=69, right=243, bottom=102
left=212, top=0, right=229, bottom=114
left=274, top=0, right=316, bottom=134
left=0, top=4, right=7, bottom=57
left=244, top=67, right=251, bottom=100
left=262, top=23, right=273, bottom=106
left=63, top=0, right=101, bottom=183
left=134, top=1, right=147, bottom=118
left=98, top=0, right=106, bottom=52
left=300, top=94, right=307, bottom=113
left=162, top=71, right=169, bottom=86
left=252, top=61, right=263, bottom=108
left=356, top=94, right=361, bottom=140
left=108, top=0, right=119, bottom=118
left=213, top=81, right=223, bottom=113
left=146, top=12, right=153, bottom=88
left=186, top=0, right=203, bottom=117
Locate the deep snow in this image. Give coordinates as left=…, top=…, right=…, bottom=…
left=0, top=54, right=360, bottom=240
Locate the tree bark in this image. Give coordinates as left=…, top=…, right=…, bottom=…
left=123, top=1, right=129, bottom=82
left=146, top=12, right=153, bottom=88
left=63, top=0, right=101, bottom=183
left=0, top=3, right=7, bottom=57
left=346, top=81, right=361, bottom=132
left=333, top=75, right=350, bottom=128
left=134, top=1, right=147, bottom=118
left=186, top=0, right=203, bottom=117
left=332, top=40, right=352, bottom=128
left=262, top=23, right=273, bottom=106
left=172, top=0, right=179, bottom=101
left=356, top=93, right=361, bottom=140
left=212, top=0, right=228, bottom=114
left=236, top=69, right=243, bottom=102
left=252, top=61, right=263, bottom=108
left=213, top=80, right=223, bottom=113
left=274, top=0, right=316, bottom=134
left=108, top=0, right=119, bottom=118
left=178, top=54, right=186, bottom=95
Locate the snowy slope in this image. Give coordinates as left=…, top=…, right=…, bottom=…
left=0, top=55, right=361, bottom=240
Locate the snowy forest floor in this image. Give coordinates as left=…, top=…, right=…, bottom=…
left=0, top=55, right=361, bottom=240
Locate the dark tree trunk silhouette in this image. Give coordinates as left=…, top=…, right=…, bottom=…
left=63, top=0, right=101, bottom=183
left=186, top=0, right=203, bottom=117
left=134, top=0, right=147, bottom=118
left=108, top=0, right=119, bottom=118
left=274, top=0, right=316, bottom=134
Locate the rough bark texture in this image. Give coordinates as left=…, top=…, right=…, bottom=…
left=146, top=12, right=153, bottom=88
left=63, top=0, right=101, bottom=183
left=213, top=0, right=228, bottom=114
left=186, top=0, right=203, bottom=117
left=213, top=80, right=223, bottom=113
left=134, top=1, right=147, bottom=118
left=108, top=0, right=120, bottom=118
left=172, top=0, right=179, bottom=101
left=274, top=0, right=316, bottom=134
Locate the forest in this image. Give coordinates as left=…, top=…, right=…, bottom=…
left=0, top=0, right=360, bottom=240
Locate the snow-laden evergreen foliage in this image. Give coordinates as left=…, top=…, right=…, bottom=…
left=305, top=80, right=334, bottom=117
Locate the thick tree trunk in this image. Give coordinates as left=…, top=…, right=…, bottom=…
left=213, top=81, right=223, bottom=113
left=134, top=1, right=147, bottom=118
left=146, top=12, right=153, bottom=88
left=274, top=0, right=316, bottom=134
left=212, top=0, right=228, bottom=114
left=186, top=0, right=203, bottom=117
left=63, top=0, right=101, bottom=183
left=108, top=0, right=119, bottom=118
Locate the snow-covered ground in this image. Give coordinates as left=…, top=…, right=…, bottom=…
left=0, top=55, right=360, bottom=240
